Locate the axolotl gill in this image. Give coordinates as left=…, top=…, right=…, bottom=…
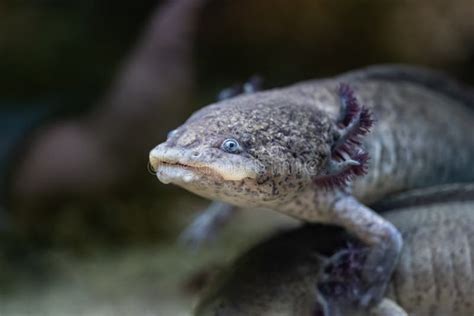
left=149, top=65, right=474, bottom=305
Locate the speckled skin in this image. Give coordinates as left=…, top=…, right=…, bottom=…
left=149, top=65, right=474, bottom=304
left=194, top=196, right=474, bottom=316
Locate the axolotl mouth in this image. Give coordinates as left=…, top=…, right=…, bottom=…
left=150, top=160, right=210, bottom=184
left=149, top=144, right=262, bottom=185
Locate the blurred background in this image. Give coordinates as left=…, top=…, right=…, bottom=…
left=1, top=0, right=473, bottom=314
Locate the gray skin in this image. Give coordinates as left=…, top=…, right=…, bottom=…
left=194, top=189, right=474, bottom=316
left=149, top=65, right=474, bottom=304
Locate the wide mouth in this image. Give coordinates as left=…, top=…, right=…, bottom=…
left=153, top=161, right=219, bottom=177
left=149, top=145, right=260, bottom=182
left=151, top=161, right=204, bottom=184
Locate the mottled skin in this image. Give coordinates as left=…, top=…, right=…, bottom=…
left=384, top=201, right=474, bottom=315
left=149, top=65, right=474, bottom=304
left=194, top=189, right=474, bottom=316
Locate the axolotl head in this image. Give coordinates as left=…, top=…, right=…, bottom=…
left=149, top=90, right=336, bottom=208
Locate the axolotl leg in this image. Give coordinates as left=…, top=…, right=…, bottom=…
left=330, top=194, right=403, bottom=306
left=285, top=190, right=402, bottom=306
left=179, top=201, right=237, bottom=248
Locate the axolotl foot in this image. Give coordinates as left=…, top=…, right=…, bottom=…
left=324, top=195, right=403, bottom=307
left=319, top=238, right=401, bottom=309
left=318, top=243, right=367, bottom=303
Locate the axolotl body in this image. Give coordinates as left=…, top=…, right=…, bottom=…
left=194, top=184, right=474, bottom=316
left=149, top=65, right=474, bottom=305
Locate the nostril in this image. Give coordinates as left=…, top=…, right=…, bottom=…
left=192, top=151, right=201, bottom=158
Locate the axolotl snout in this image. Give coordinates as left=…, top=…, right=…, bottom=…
left=149, top=65, right=474, bottom=305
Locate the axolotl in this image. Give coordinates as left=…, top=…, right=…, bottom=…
left=149, top=65, right=474, bottom=305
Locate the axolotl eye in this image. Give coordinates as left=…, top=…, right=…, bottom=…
left=221, top=138, right=242, bottom=154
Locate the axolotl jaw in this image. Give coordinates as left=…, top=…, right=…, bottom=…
left=149, top=142, right=265, bottom=200
left=149, top=92, right=335, bottom=208
left=149, top=145, right=261, bottom=183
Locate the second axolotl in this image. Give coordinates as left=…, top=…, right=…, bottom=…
left=149, top=65, right=474, bottom=305
left=194, top=184, right=474, bottom=316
